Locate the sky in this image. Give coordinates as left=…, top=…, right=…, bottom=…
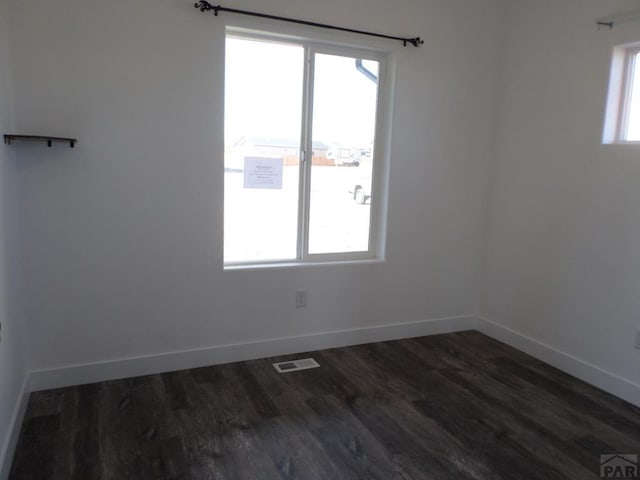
left=626, top=51, right=640, bottom=141
left=225, top=37, right=379, bottom=150
left=225, top=38, right=640, bottom=145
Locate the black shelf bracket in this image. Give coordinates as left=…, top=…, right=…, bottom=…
left=4, top=135, right=77, bottom=148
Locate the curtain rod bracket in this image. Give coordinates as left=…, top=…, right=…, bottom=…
left=596, top=9, right=640, bottom=29
left=597, top=21, right=614, bottom=29
left=193, top=1, right=424, bottom=48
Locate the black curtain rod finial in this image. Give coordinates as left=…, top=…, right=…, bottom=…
left=194, top=1, right=210, bottom=12
left=194, top=1, right=219, bottom=14
left=193, top=0, right=423, bottom=47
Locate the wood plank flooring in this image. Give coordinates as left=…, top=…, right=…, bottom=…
left=9, top=330, right=640, bottom=479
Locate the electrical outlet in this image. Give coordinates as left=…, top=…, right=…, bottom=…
left=635, top=327, right=640, bottom=350
left=295, top=290, right=307, bottom=308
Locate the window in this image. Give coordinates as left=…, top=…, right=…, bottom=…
left=224, top=31, right=390, bottom=266
left=604, top=44, right=640, bottom=143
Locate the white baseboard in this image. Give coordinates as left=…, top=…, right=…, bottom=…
left=476, top=315, right=640, bottom=407
left=0, top=374, right=29, bottom=480
left=29, top=314, right=477, bottom=392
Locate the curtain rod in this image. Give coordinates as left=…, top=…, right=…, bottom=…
left=596, top=8, right=640, bottom=29
left=193, top=1, right=424, bottom=47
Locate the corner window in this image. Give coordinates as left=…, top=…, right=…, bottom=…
left=223, top=31, right=390, bottom=267
left=604, top=44, right=640, bottom=143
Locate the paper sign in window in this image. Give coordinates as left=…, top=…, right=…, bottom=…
left=243, top=157, right=284, bottom=189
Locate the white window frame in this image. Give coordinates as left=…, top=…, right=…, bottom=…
left=618, top=46, right=640, bottom=143
left=224, top=28, right=393, bottom=269
left=603, top=43, right=640, bottom=144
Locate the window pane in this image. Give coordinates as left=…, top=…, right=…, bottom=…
left=626, top=52, right=640, bottom=141
left=308, top=54, right=379, bottom=254
left=224, top=38, right=304, bottom=263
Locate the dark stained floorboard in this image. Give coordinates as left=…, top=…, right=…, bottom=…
left=9, top=330, right=640, bottom=479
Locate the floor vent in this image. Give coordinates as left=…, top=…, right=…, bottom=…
left=273, top=358, right=320, bottom=373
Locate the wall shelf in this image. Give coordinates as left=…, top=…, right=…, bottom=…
left=3, top=134, right=77, bottom=148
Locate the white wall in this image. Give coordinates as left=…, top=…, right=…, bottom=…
left=8, top=0, right=504, bottom=372
left=482, top=0, right=640, bottom=386
left=0, top=0, right=28, bottom=474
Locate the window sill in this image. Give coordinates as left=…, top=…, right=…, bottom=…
left=224, top=258, right=384, bottom=271
left=603, top=140, right=640, bottom=145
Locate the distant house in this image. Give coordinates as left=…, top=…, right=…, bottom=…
left=228, top=136, right=331, bottom=167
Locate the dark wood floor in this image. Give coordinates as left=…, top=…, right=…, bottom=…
left=9, top=330, right=640, bottom=479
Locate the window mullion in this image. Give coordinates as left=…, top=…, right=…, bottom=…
left=299, top=47, right=315, bottom=260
